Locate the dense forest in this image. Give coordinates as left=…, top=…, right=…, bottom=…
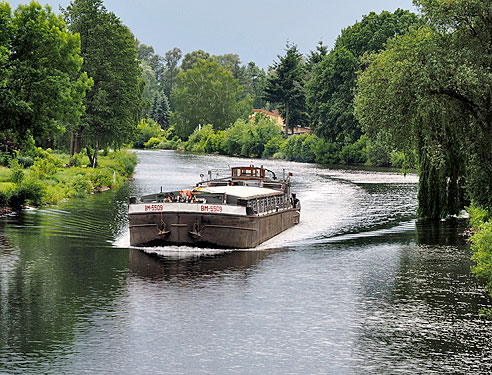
left=1, top=0, right=492, bottom=297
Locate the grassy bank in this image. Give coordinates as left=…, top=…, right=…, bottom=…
left=468, top=204, right=492, bottom=317
left=0, top=148, right=137, bottom=211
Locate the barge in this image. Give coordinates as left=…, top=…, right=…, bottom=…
left=128, top=166, right=300, bottom=248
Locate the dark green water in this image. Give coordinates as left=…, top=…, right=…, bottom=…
left=1, top=150, right=491, bottom=374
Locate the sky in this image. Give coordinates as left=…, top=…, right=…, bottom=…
left=7, top=0, right=417, bottom=69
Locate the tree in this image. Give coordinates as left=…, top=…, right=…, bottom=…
left=171, top=60, right=252, bottom=139
left=180, top=49, right=210, bottom=72
left=162, top=47, right=182, bottom=99
left=263, top=44, right=307, bottom=137
left=63, top=0, right=143, bottom=166
left=151, top=92, right=171, bottom=130
left=244, top=62, right=267, bottom=108
left=355, top=0, right=492, bottom=217
left=0, top=1, right=91, bottom=149
left=307, top=9, right=421, bottom=143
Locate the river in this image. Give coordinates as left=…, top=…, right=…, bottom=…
left=1, top=150, right=491, bottom=374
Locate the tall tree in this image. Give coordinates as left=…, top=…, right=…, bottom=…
left=0, top=1, right=91, bottom=149
left=151, top=92, right=171, bottom=130
left=162, top=47, right=182, bottom=99
left=171, top=60, right=252, bottom=139
left=181, top=49, right=210, bottom=72
left=63, top=0, right=143, bottom=166
left=307, top=9, right=421, bottom=143
left=355, top=0, right=492, bottom=217
left=263, top=44, right=307, bottom=136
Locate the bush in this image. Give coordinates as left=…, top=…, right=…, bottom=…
left=17, top=155, right=34, bottom=168
left=339, top=136, right=367, bottom=164
left=133, top=118, right=163, bottom=148
left=90, top=168, right=114, bottom=188
left=9, top=159, right=24, bottom=184
left=8, top=180, right=46, bottom=208
left=314, top=139, right=339, bottom=164
left=471, top=219, right=492, bottom=294
left=263, top=136, right=284, bottom=158
left=144, top=137, right=162, bottom=149
left=71, top=174, right=93, bottom=197
left=111, top=151, right=138, bottom=176
left=31, top=157, right=58, bottom=178
left=70, top=153, right=84, bottom=167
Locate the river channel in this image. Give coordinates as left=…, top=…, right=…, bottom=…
left=1, top=150, right=491, bottom=374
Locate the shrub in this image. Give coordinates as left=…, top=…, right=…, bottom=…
left=133, top=118, right=163, bottom=148
left=263, top=136, right=284, bottom=158
left=17, top=155, right=34, bottom=168
left=339, top=136, right=367, bottom=164
left=70, top=153, right=84, bottom=167
left=71, top=174, right=93, bottom=197
left=31, top=157, right=58, bottom=178
left=471, top=219, right=492, bottom=294
left=8, top=180, right=46, bottom=208
left=9, top=159, right=24, bottom=184
left=111, top=151, right=138, bottom=176
left=314, top=139, right=339, bottom=164
left=144, top=137, right=162, bottom=149
left=90, top=168, right=114, bottom=188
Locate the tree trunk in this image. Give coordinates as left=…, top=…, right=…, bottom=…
left=93, top=140, right=99, bottom=168
left=70, top=132, right=75, bottom=157
left=86, top=146, right=94, bottom=167
left=285, top=104, right=289, bottom=137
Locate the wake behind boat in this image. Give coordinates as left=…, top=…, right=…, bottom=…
left=128, top=165, right=300, bottom=248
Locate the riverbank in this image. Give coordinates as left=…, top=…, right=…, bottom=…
left=136, top=117, right=413, bottom=169
left=0, top=148, right=137, bottom=212
left=468, top=205, right=492, bottom=316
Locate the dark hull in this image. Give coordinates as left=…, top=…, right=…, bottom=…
left=129, top=208, right=300, bottom=248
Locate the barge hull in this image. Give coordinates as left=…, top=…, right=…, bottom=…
left=129, top=209, right=300, bottom=248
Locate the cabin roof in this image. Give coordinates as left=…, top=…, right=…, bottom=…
left=196, top=185, right=282, bottom=199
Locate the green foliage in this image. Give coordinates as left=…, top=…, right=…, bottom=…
left=8, top=179, right=46, bottom=209
left=89, top=168, right=114, bottom=188
left=151, top=92, right=171, bottom=129
left=133, top=119, right=163, bottom=148
left=9, top=159, right=24, bottom=184
left=240, top=116, right=283, bottom=158
left=307, top=9, right=421, bottom=144
left=468, top=204, right=491, bottom=231
left=263, top=136, right=284, bottom=158
left=69, top=152, right=84, bottom=167
left=222, top=119, right=251, bottom=155
left=171, top=60, right=252, bottom=139
left=16, top=155, right=34, bottom=168
left=470, top=219, right=492, bottom=296
left=110, top=150, right=138, bottom=176
left=31, top=157, right=58, bottom=179
left=185, top=124, right=217, bottom=153
left=144, top=137, right=162, bottom=149
left=71, top=174, right=93, bottom=197
left=0, top=1, right=92, bottom=145
left=263, top=44, right=308, bottom=136
left=64, top=0, right=143, bottom=165
left=339, top=136, right=367, bottom=164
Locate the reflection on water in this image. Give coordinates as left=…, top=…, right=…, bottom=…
left=0, top=150, right=491, bottom=374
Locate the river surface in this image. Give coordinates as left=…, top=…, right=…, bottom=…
left=1, top=150, right=491, bottom=374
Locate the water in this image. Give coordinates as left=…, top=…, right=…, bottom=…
left=1, top=150, right=491, bottom=374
